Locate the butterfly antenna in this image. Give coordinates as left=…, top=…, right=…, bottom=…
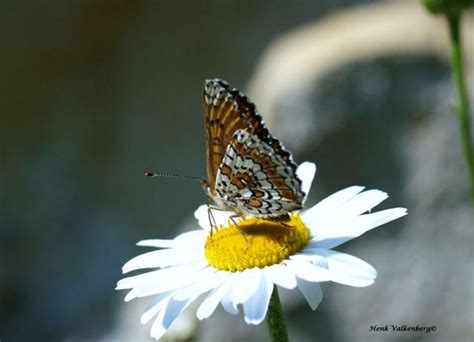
left=144, top=171, right=209, bottom=190
left=144, top=171, right=202, bottom=181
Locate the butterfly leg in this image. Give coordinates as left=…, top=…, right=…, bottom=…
left=207, top=205, right=237, bottom=233
left=266, top=213, right=293, bottom=229
left=207, top=206, right=219, bottom=235
left=227, top=214, right=251, bottom=248
left=206, top=206, right=249, bottom=245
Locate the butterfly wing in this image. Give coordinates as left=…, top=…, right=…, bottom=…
left=203, top=79, right=267, bottom=196
left=215, top=129, right=305, bottom=216
left=203, top=78, right=305, bottom=216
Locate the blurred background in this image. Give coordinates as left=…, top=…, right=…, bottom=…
left=1, top=1, right=473, bottom=341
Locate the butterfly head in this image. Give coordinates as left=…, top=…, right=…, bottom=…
left=200, top=178, right=211, bottom=196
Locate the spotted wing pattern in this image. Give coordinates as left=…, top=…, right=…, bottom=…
left=203, top=78, right=304, bottom=216
left=215, top=129, right=304, bottom=215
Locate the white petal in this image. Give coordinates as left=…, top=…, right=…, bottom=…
left=150, top=293, right=198, bottom=340
left=340, top=189, right=388, bottom=216
left=311, top=208, right=407, bottom=249
left=194, top=204, right=233, bottom=231
left=117, top=263, right=207, bottom=301
left=194, top=205, right=212, bottom=231
left=122, top=248, right=199, bottom=274
left=137, top=230, right=206, bottom=248
left=263, top=264, right=297, bottom=289
left=229, top=269, right=262, bottom=305
left=297, top=277, right=323, bottom=310
left=243, top=273, right=273, bottom=325
left=307, top=248, right=376, bottom=287
left=149, top=298, right=171, bottom=340
left=302, top=186, right=365, bottom=223
left=174, top=230, right=207, bottom=248
left=286, top=259, right=330, bottom=282
left=117, top=263, right=198, bottom=290
left=137, top=239, right=176, bottom=248
left=163, top=295, right=199, bottom=330
left=141, top=291, right=174, bottom=325
left=296, top=162, right=316, bottom=200
left=221, top=295, right=239, bottom=315
left=196, top=274, right=232, bottom=320
left=220, top=274, right=240, bottom=315
left=290, top=253, right=329, bottom=269
left=173, top=270, right=226, bottom=301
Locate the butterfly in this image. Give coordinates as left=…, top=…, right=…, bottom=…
left=201, top=79, right=305, bottom=219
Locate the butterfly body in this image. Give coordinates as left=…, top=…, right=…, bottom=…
left=203, top=79, right=305, bottom=218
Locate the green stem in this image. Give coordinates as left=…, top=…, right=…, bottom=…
left=266, top=287, right=289, bottom=342
left=447, top=12, right=474, bottom=203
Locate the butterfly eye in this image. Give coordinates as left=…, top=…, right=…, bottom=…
left=200, top=179, right=210, bottom=195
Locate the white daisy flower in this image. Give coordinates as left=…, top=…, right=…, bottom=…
left=116, top=162, right=407, bottom=340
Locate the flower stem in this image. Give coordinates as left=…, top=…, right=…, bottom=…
left=447, top=12, right=474, bottom=203
left=266, top=287, right=289, bottom=342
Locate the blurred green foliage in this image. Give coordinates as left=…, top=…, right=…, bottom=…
left=422, top=0, right=473, bottom=16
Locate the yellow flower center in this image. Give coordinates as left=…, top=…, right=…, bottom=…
left=204, top=214, right=310, bottom=272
